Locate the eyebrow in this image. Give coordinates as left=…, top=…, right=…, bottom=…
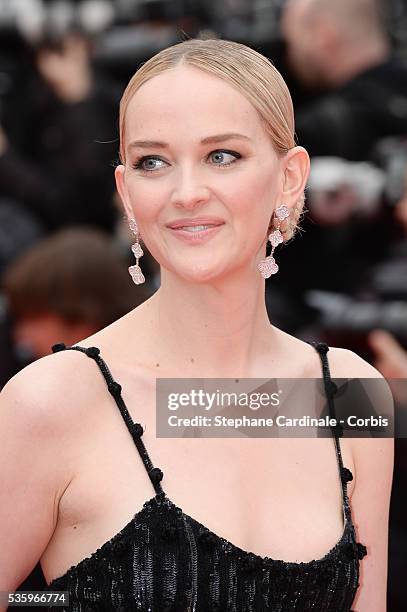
left=127, top=133, right=252, bottom=151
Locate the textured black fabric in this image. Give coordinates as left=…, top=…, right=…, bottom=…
left=46, top=341, right=367, bottom=611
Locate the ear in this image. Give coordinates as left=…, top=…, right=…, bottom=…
left=114, top=164, right=134, bottom=221
left=280, top=146, right=310, bottom=207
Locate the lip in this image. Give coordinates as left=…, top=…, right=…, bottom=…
left=168, top=224, right=224, bottom=243
left=165, top=217, right=225, bottom=229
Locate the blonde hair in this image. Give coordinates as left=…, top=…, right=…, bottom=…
left=119, top=38, right=305, bottom=241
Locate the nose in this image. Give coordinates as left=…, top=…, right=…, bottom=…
left=171, top=166, right=211, bottom=210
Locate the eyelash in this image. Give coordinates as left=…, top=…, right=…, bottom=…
left=131, top=149, right=242, bottom=173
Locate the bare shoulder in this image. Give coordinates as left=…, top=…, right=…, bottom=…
left=1, top=346, right=101, bottom=428
left=0, top=349, right=93, bottom=500
left=324, top=345, right=387, bottom=378
left=326, top=344, right=394, bottom=447
left=0, top=343, right=116, bottom=480
left=0, top=348, right=104, bottom=592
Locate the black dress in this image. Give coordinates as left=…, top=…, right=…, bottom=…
left=46, top=341, right=367, bottom=611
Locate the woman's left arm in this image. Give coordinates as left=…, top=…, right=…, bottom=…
left=350, top=435, right=394, bottom=611
left=330, top=348, right=395, bottom=612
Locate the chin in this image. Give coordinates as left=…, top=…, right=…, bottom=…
left=172, top=261, right=228, bottom=284
left=186, top=269, right=223, bottom=284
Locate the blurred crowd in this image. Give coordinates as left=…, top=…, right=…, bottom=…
left=0, top=0, right=406, bottom=609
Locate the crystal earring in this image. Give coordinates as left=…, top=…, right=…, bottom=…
left=128, top=218, right=145, bottom=285
left=258, top=205, right=290, bottom=279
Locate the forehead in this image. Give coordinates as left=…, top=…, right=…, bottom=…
left=124, top=65, right=269, bottom=146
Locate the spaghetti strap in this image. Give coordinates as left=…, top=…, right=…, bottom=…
left=307, top=341, right=353, bottom=522
left=48, top=340, right=367, bottom=610
left=51, top=340, right=353, bottom=521
left=51, top=342, right=165, bottom=497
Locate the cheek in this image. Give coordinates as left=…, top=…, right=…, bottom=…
left=125, top=177, right=165, bottom=224
left=228, top=168, right=277, bottom=221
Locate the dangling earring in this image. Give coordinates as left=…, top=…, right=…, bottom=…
left=258, top=204, right=290, bottom=279
left=128, top=218, right=145, bottom=285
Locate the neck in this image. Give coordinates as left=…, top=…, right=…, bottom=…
left=139, top=266, right=278, bottom=378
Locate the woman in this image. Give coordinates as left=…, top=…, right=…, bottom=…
left=0, top=39, right=394, bottom=611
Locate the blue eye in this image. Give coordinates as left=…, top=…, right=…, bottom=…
left=209, top=150, right=241, bottom=166
left=131, top=149, right=241, bottom=173
left=132, top=156, right=166, bottom=172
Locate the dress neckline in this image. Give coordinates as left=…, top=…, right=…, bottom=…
left=47, top=490, right=351, bottom=588
left=48, top=341, right=360, bottom=591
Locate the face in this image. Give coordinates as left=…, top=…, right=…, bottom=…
left=115, top=65, right=304, bottom=283
left=13, top=314, right=98, bottom=359
left=281, top=1, right=326, bottom=88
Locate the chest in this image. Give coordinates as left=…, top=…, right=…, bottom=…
left=41, top=383, right=355, bottom=583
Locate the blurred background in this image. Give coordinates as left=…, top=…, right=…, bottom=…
left=0, top=0, right=406, bottom=609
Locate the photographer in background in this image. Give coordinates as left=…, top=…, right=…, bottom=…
left=267, top=0, right=407, bottom=335
left=282, top=0, right=407, bottom=161
left=1, top=227, right=152, bottom=367
left=299, top=143, right=407, bottom=334
left=0, top=28, right=119, bottom=252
